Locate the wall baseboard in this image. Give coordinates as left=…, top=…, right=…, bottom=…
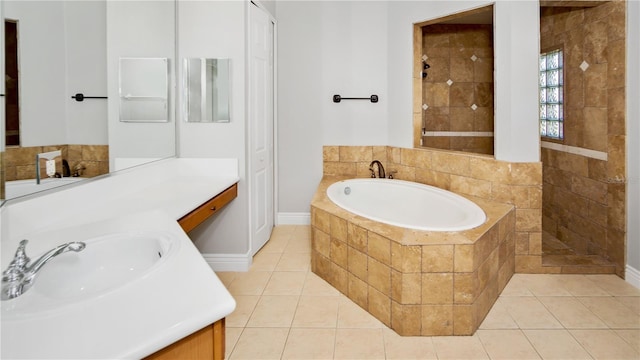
left=626, top=265, right=640, bottom=289
left=277, top=212, right=311, bottom=225
left=201, top=253, right=252, bottom=272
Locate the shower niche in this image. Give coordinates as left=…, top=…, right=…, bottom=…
left=414, top=5, right=495, bottom=156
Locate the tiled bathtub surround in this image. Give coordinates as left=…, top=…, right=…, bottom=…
left=3, top=145, right=109, bottom=181
left=323, top=146, right=545, bottom=272
left=540, top=2, right=626, bottom=277
left=311, top=175, right=515, bottom=336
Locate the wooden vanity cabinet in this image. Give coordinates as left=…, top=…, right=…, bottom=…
left=144, top=319, right=225, bottom=360
left=178, top=183, right=238, bottom=233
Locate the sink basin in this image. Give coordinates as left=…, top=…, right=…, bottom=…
left=32, top=231, right=177, bottom=300
left=1, top=231, right=179, bottom=320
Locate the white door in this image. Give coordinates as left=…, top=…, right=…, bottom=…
left=249, top=3, right=274, bottom=255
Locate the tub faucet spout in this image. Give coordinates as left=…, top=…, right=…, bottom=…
left=369, top=160, right=385, bottom=179
left=1, top=239, right=86, bottom=300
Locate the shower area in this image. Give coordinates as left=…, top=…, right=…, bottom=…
left=539, top=1, right=626, bottom=277
left=416, top=1, right=627, bottom=277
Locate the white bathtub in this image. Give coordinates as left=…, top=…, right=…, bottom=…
left=326, top=178, right=486, bottom=231
left=5, top=178, right=85, bottom=199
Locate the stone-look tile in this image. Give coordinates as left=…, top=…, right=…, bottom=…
left=292, top=296, right=339, bottom=328
left=524, top=329, right=592, bottom=360
left=337, top=296, right=384, bottom=329
left=454, top=244, right=474, bottom=272
left=312, top=227, right=330, bottom=258
left=313, top=209, right=331, bottom=233
left=577, top=297, right=640, bottom=329
left=323, top=146, right=339, bottom=162
left=348, top=223, right=368, bottom=252
left=368, top=258, right=391, bottom=295
left=479, top=299, right=519, bottom=329
left=431, top=334, right=489, bottom=360
left=400, top=147, right=431, bottom=168
left=323, top=161, right=356, bottom=176
left=391, top=302, right=422, bottom=336
left=330, top=215, right=348, bottom=242
left=230, top=328, right=289, bottom=359
left=449, top=107, right=474, bottom=131
left=431, top=151, right=470, bottom=176
left=422, top=245, right=454, bottom=272
left=421, top=305, right=453, bottom=336
left=226, top=295, right=260, bottom=327
left=392, top=271, right=422, bottom=305
left=330, top=238, right=348, bottom=269
left=281, top=328, right=336, bottom=360
left=478, top=330, right=541, bottom=360
left=570, top=329, right=640, bottom=360
left=454, top=272, right=478, bottom=304
left=246, top=295, right=299, bottom=328
left=450, top=175, right=491, bottom=198
left=302, top=272, right=341, bottom=297
left=227, top=271, right=271, bottom=296
left=615, top=330, right=640, bottom=353
left=383, top=327, right=437, bottom=359
left=453, top=305, right=477, bottom=335
left=538, top=296, right=607, bottom=329
left=348, top=247, right=369, bottom=281
left=586, top=274, right=640, bottom=296
left=424, top=82, right=450, bottom=107
left=368, top=232, right=391, bottom=265
left=349, top=273, right=369, bottom=309
left=516, top=209, right=542, bottom=232
left=339, top=146, right=372, bottom=162
left=335, top=328, right=386, bottom=360
left=368, top=286, right=391, bottom=327
left=329, top=262, right=349, bottom=294
left=500, top=296, right=563, bottom=329
left=263, top=272, right=307, bottom=296
left=415, top=168, right=451, bottom=189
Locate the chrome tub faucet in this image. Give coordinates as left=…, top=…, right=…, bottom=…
left=1, top=239, right=86, bottom=300
left=369, top=160, right=386, bottom=179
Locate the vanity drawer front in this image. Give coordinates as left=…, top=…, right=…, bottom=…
left=179, top=183, right=238, bottom=233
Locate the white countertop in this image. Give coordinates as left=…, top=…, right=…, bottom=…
left=0, top=158, right=239, bottom=359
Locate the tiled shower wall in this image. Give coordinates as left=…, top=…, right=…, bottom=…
left=3, top=145, right=110, bottom=181
left=540, top=2, right=626, bottom=277
left=420, top=24, right=494, bottom=155
left=322, top=146, right=554, bottom=274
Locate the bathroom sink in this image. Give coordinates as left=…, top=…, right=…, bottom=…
left=31, top=231, right=177, bottom=301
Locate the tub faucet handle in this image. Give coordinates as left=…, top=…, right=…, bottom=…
left=388, top=170, right=398, bottom=179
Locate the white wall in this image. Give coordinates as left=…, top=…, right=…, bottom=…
left=176, top=1, right=250, bottom=255
left=627, top=0, right=640, bottom=284
left=106, top=1, right=176, bottom=170
left=277, top=0, right=540, bottom=214
left=3, top=1, right=107, bottom=147
left=64, top=1, right=108, bottom=145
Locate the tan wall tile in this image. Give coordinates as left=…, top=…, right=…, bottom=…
left=330, top=238, right=348, bottom=269
left=421, top=273, right=453, bottom=304
left=323, top=146, right=339, bottom=162
left=368, top=286, right=391, bottom=327
left=368, top=258, right=391, bottom=295
left=454, top=244, right=474, bottom=272
left=348, top=223, right=368, bottom=252
left=401, top=245, right=423, bottom=273
left=312, top=227, right=331, bottom=258
left=324, top=162, right=357, bottom=176
left=453, top=305, right=477, bottom=335
left=348, top=247, right=369, bottom=281
left=331, top=216, right=348, bottom=242
left=515, top=209, right=542, bottom=232
left=348, top=273, right=369, bottom=309
left=454, top=272, right=478, bottom=304
left=314, top=208, right=331, bottom=233
left=432, top=152, right=470, bottom=176
left=392, top=303, right=422, bottom=336
left=421, top=305, right=453, bottom=336
left=450, top=175, right=491, bottom=198
left=330, top=262, right=349, bottom=294
left=339, top=146, right=373, bottom=162
left=368, top=232, right=391, bottom=265
left=422, top=245, right=454, bottom=272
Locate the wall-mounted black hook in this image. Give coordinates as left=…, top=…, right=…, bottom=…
left=72, top=93, right=108, bottom=102
left=333, top=94, right=379, bottom=103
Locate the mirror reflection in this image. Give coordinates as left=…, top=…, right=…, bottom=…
left=1, top=0, right=177, bottom=203
left=119, top=58, right=169, bottom=123
left=183, top=58, right=231, bottom=123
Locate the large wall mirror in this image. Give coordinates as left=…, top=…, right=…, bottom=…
left=0, top=0, right=177, bottom=203
left=183, top=58, right=231, bottom=123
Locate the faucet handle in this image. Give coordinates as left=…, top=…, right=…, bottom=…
left=9, top=240, right=30, bottom=270
left=388, top=170, right=398, bottom=179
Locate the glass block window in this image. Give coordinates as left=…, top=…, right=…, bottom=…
left=539, top=49, right=564, bottom=139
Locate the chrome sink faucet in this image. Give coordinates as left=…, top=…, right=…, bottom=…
left=1, top=239, right=86, bottom=300
left=369, top=160, right=386, bottom=179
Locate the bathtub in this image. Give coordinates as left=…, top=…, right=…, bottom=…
left=5, top=178, right=85, bottom=199
left=326, top=178, right=486, bottom=231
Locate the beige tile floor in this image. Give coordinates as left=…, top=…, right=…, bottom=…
left=217, top=225, right=640, bottom=360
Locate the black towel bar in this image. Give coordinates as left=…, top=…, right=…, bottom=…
left=333, top=94, right=378, bottom=103
left=72, top=93, right=108, bottom=102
